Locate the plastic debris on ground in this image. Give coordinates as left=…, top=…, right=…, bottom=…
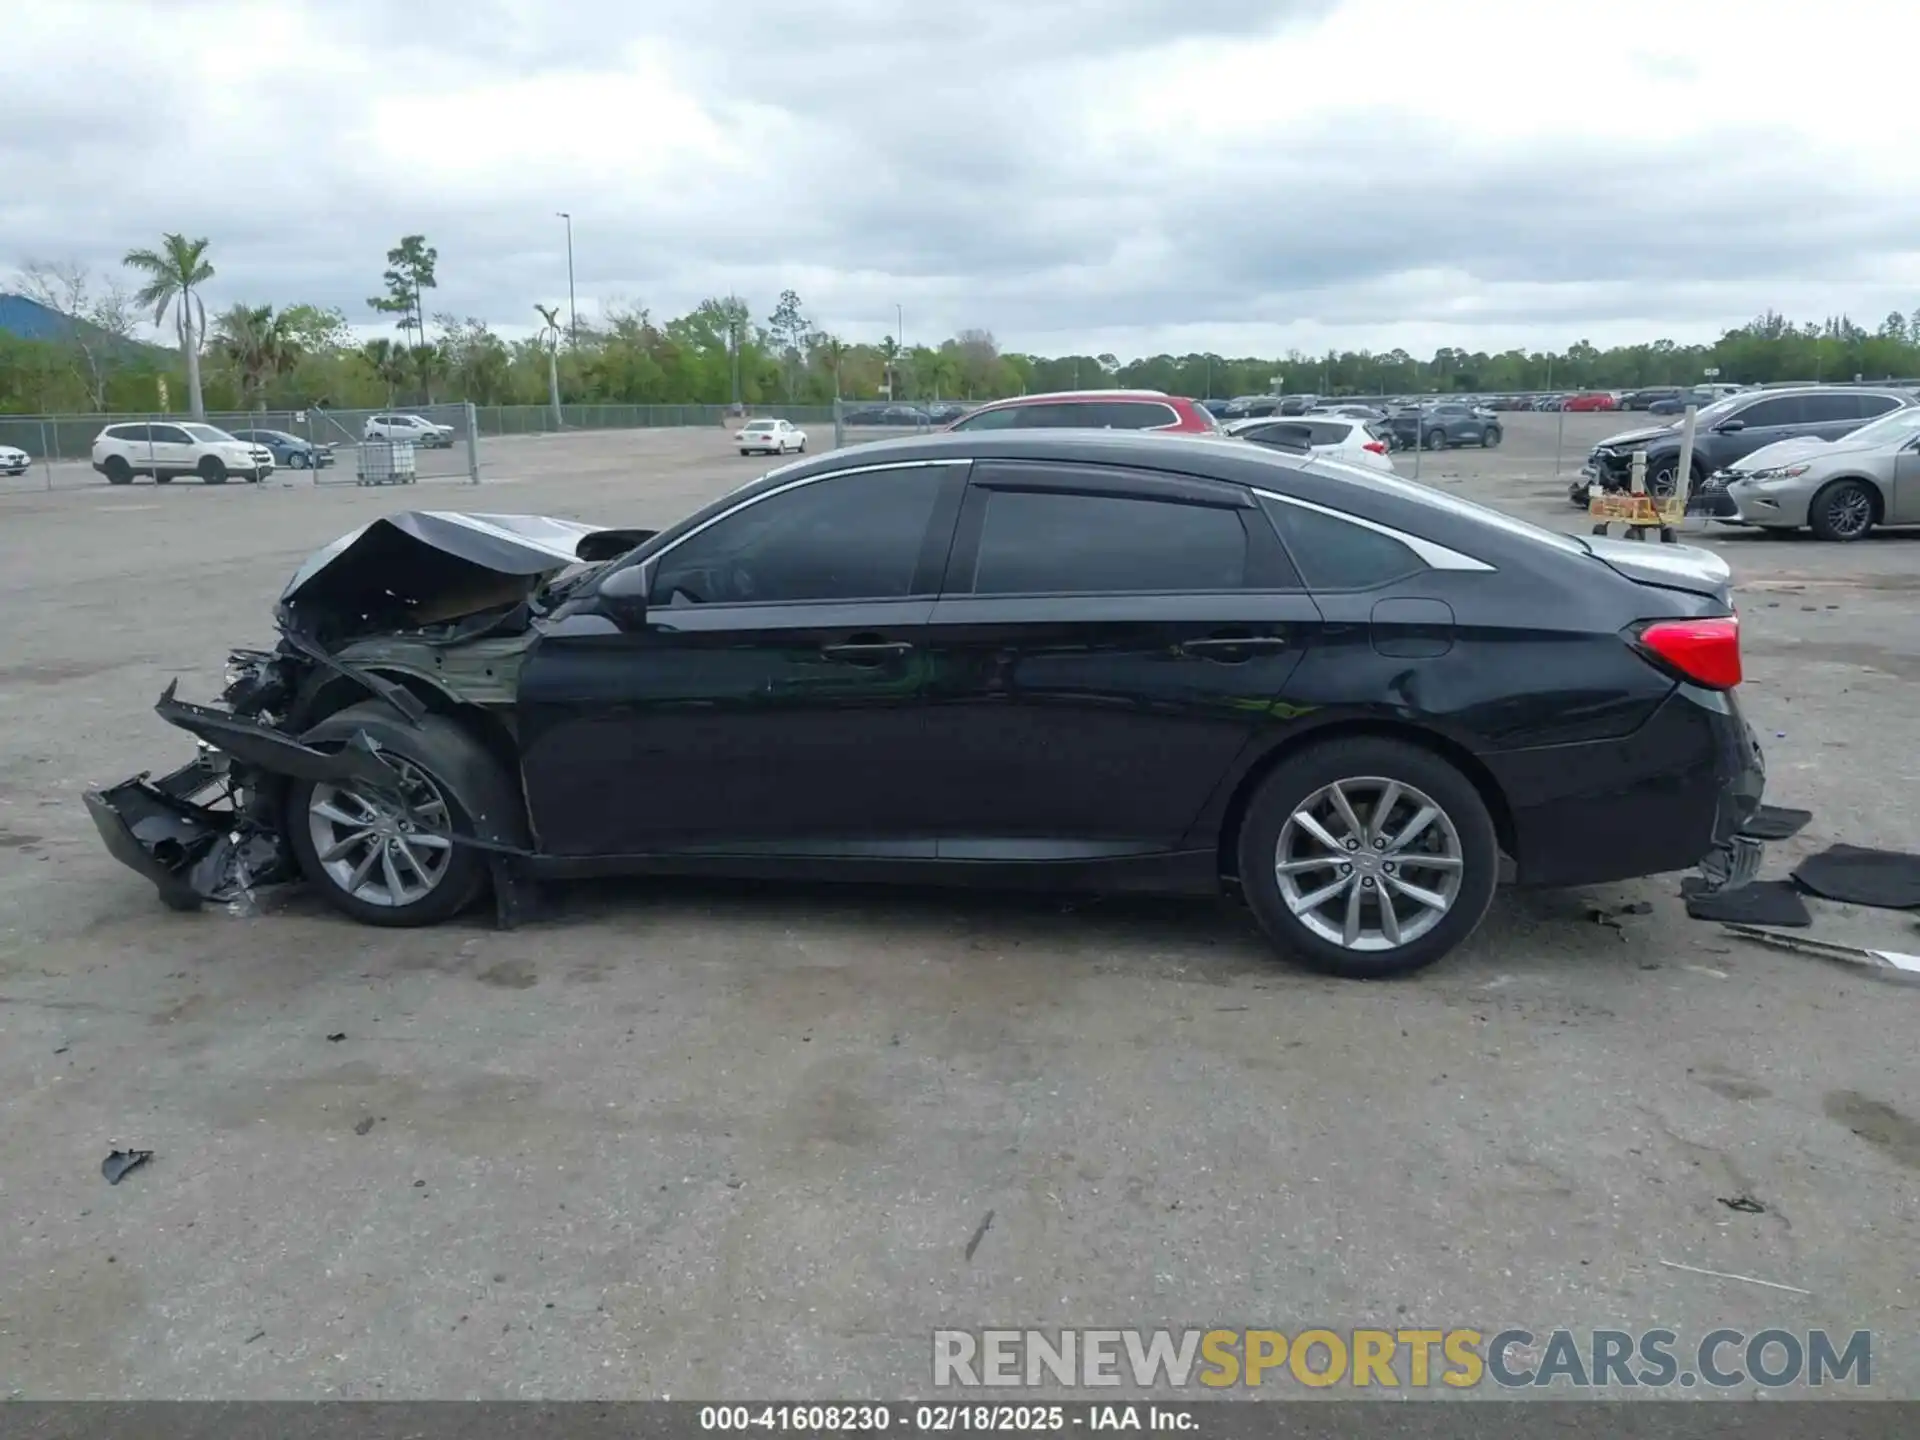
left=1791, top=844, right=1920, bottom=911
left=1721, top=924, right=1920, bottom=986
left=1683, top=880, right=1811, bottom=927
left=101, top=1149, right=153, bottom=1185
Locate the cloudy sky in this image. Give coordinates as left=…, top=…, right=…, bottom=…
left=6, top=0, right=1919, bottom=359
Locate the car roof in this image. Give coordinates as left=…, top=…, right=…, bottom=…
left=966, top=389, right=1175, bottom=407
left=646, top=428, right=1587, bottom=572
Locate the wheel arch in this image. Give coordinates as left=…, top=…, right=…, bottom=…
left=1811, top=472, right=1887, bottom=522
left=1212, top=720, right=1519, bottom=884
left=292, top=668, right=522, bottom=783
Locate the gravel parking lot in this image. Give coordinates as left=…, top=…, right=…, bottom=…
left=2, top=412, right=1916, bottom=1399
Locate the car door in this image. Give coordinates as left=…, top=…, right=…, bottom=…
left=1891, top=431, right=1920, bottom=524
left=1707, top=394, right=1805, bottom=467
left=515, top=459, right=968, bottom=858
left=912, top=461, right=1322, bottom=855
left=148, top=423, right=195, bottom=477
left=1799, top=391, right=1872, bottom=443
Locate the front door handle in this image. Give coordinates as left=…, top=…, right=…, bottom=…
left=1178, top=635, right=1289, bottom=658
left=820, top=639, right=914, bottom=664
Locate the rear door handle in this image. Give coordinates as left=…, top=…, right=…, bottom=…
left=820, top=640, right=914, bottom=663
left=1178, top=636, right=1289, bottom=657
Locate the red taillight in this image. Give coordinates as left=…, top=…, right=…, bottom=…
left=1363, top=440, right=1388, bottom=454
left=1634, top=616, right=1742, bottom=689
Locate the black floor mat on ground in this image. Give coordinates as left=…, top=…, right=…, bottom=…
left=1791, top=845, right=1920, bottom=910
left=1741, top=805, right=1813, bottom=841
left=1684, top=880, right=1812, bottom=927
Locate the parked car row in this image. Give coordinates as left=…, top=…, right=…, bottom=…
left=1573, top=383, right=1920, bottom=540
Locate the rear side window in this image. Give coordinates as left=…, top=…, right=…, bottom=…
left=1259, top=496, right=1426, bottom=591
left=1304, top=421, right=1354, bottom=445
left=1801, top=393, right=1864, bottom=424
left=1244, top=423, right=1315, bottom=449
left=1853, top=394, right=1901, bottom=420
left=105, top=425, right=146, bottom=441
left=970, top=489, right=1247, bottom=594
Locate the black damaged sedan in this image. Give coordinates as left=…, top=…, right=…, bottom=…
left=88, top=430, right=1766, bottom=978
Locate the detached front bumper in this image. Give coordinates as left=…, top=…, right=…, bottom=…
left=85, top=682, right=406, bottom=910
left=85, top=756, right=293, bottom=910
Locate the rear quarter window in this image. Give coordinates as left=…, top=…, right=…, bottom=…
left=1259, top=495, right=1427, bottom=591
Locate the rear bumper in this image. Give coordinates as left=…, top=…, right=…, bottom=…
left=1484, top=685, right=1765, bottom=889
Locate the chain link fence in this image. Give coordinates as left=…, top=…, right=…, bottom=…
left=0, top=403, right=479, bottom=491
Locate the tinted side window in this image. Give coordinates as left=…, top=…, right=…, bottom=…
left=1735, top=397, right=1805, bottom=428
left=1244, top=423, right=1315, bottom=449
left=651, top=466, right=946, bottom=606
left=970, top=490, right=1247, bottom=595
left=1087, top=402, right=1178, bottom=429
left=1012, top=404, right=1095, bottom=429
left=1304, top=421, right=1353, bottom=445
left=1259, top=496, right=1426, bottom=591
left=105, top=425, right=146, bottom=442
left=152, top=425, right=192, bottom=444
left=1854, top=394, right=1900, bottom=420
left=948, top=405, right=1021, bottom=431
left=1801, top=393, right=1862, bottom=424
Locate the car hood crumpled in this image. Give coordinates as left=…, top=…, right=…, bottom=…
left=280, top=511, right=607, bottom=632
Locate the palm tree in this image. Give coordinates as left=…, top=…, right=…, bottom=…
left=877, top=335, right=901, bottom=399
left=123, top=233, right=214, bottom=418
left=359, top=338, right=408, bottom=403
left=214, top=303, right=302, bottom=407
left=534, top=304, right=564, bottom=424
left=816, top=334, right=850, bottom=398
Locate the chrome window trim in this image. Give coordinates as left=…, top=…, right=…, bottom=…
left=1252, top=487, right=1495, bottom=573
left=636, top=457, right=971, bottom=584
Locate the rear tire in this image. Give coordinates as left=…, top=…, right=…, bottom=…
left=1807, top=478, right=1875, bottom=542
left=1236, top=737, right=1499, bottom=978
left=285, top=704, right=503, bottom=928
left=1482, top=426, right=1501, bottom=447
left=104, top=456, right=133, bottom=485
left=198, top=456, right=228, bottom=485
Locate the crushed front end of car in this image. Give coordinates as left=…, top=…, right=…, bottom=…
left=85, top=511, right=636, bottom=915
left=84, top=653, right=315, bottom=910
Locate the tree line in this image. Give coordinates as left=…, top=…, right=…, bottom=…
left=6, top=232, right=1920, bottom=417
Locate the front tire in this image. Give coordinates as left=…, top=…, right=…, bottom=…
left=290, top=451, right=310, bottom=469
left=1808, top=478, right=1875, bottom=541
left=1235, top=737, right=1499, bottom=978
left=285, top=705, right=501, bottom=927
left=198, top=456, right=228, bottom=485
left=1425, top=428, right=1447, bottom=451
left=1482, top=426, right=1501, bottom=447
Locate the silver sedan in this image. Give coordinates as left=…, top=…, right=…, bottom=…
left=1723, top=405, right=1920, bottom=540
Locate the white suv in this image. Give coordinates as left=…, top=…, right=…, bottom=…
left=364, top=413, right=455, bottom=448
left=91, top=422, right=275, bottom=485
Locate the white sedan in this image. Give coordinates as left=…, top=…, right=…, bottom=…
left=735, top=418, right=807, bottom=456
left=0, top=443, right=29, bottom=476
left=1225, top=415, right=1397, bottom=473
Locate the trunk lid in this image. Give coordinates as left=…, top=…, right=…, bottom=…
left=1583, top=535, right=1733, bottom=606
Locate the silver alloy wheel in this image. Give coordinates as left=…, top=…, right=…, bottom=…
left=1274, top=775, right=1466, bottom=952
left=306, top=758, right=455, bottom=908
left=1826, top=485, right=1872, bottom=538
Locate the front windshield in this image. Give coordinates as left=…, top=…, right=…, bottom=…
left=1841, top=404, right=1920, bottom=445
left=185, top=424, right=235, bottom=443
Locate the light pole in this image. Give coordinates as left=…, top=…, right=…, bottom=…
left=556, top=212, right=577, bottom=347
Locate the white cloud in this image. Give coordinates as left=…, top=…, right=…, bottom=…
left=4, top=0, right=1918, bottom=358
